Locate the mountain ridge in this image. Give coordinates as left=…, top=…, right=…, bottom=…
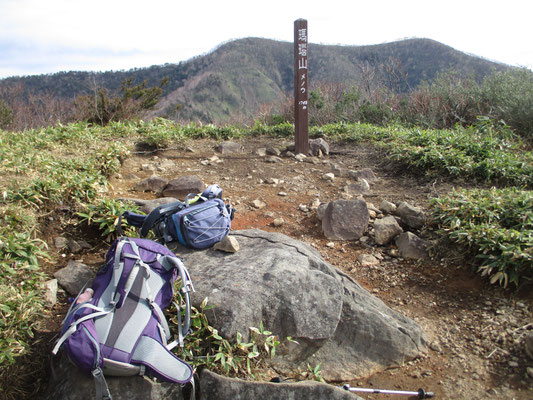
left=0, top=37, right=510, bottom=123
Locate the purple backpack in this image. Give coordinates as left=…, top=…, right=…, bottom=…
left=52, top=238, right=195, bottom=399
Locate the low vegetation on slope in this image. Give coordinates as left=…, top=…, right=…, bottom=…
left=0, top=118, right=531, bottom=398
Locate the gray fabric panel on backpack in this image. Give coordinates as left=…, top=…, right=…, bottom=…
left=104, top=271, right=145, bottom=348
left=111, top=266, right=167, bottom=353
left=132, top=335, right=192, bottom=382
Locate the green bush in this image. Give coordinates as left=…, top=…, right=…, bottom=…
left=431, top=188, right=532, bottom=287
left=481, top=69, right=533, bottom=141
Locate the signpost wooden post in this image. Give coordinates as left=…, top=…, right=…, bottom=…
left=294, top=19, right=309, bottom=155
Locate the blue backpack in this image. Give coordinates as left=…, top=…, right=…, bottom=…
left=121, top=184, right=234, bottom=249
left=52, top=237, right=195, bottom=399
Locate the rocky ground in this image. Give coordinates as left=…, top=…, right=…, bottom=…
left=42, top=136, right=532, bottom=399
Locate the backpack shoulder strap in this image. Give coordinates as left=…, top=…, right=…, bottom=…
left=139, top=201, right=185, bottom=238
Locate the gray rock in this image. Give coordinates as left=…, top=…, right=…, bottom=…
left=344, top=179, right=370, bottom=195
left=199, top=369, right=360, bottom=400
left=349, top=168, right=377, bottom=182
left=331, top=164, right=349, bottom=177
left=294, top=153, right=306, bottom=162
left=253, top=147, right=267, bottom=157
left=374, top=216, right=403, bottom=245
left=266, top=147, right=281, bottom=156
left=216, top=141, right=243, bottom=154
left=178, top=229, right=426, bottom=380
left=120, top=197, right=180, bottom=214
left=54, top=260, right=94, bottom=296
left=45, top=355, right=185, bottom=400
left=357, top=254, right=380, bottom=266
left=323, top=172, right=335, bottom=181
left=309, top=138, right=330, bottom=156
left=525, top=332, right=533, bottom=359
left=273, top=218, right=285, bottom=227
left=44, top=279, right=58, bottom=308
left=213, top=236, right=240, bottom=253
left=252, top=199, right=267, bottom=209
left=379, top=200, right=397, bottom=214
left=322, top=199, right=369, bottom=241
left=265, top=156, right=283, bottom=163
left=396, top=202, right=426, bottom=229
left=68, top=239, right=83, bottom=254
left=317, top=203, right=329, bottom=221
left=395, top=232, right=429, bottom=259
left=162, top=176, right=204, bottom=199
left=54, top=236, right=68, bottom=250
left=134, top=175, right=169, bottom=193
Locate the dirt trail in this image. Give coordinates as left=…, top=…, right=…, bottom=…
left=44, top=137, right=532, bottom=399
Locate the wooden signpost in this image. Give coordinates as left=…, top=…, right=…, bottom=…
left=294, top=19, right=309, bottom=154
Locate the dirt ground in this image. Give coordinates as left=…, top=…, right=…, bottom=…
left=39, top=136, right=532, bottom=399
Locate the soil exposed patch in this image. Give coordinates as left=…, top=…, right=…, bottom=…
left=40, top=137, right=532, bottom=399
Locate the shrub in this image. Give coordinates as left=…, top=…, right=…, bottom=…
left=431, top=188, right=532, bottom=287
left=481, top=68, right=533, bottom=141
left=73, top=78, right=168, bottom=125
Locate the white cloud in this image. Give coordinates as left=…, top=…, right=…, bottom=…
left=0, top=0, right=531, bottom=78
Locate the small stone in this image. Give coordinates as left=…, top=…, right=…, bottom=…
left=294, top=153, right=306, bottom=162
left=273, top=218, right=285, bottom=227
left=357, top=254, right=380, bottom=266
left=54, top=237, right=68, bottom=250
left=265, top=156, right=283, bottom=163
left=298, top=204, right=309, bottom=212
left=265, top=178, right=280, bottom=185
left=323, top=173, right=335, bottom=181
left=216, top=141, right=242, bottom=154
left=331, top=164, right=348, bottom=177
left=344, top=179, right=370, bottom=195
left=252, top=199, right=266, bottom=209
left=379, top=200, right=397, bottom=214
left=278, top=192, right=288, bottom=197
left=213, top=236, right=240, bottom=253
left=67, top=239, right=83, bottom=254
left=359, top=236, right=369, bottom=243
left=508, top=361, right=519, bottom=368
left=140, top=164, right=154, bottom=172
left=326, top=242, right=335, bottom=248
left=429, top=342, right=442, bottom=352
left=266, top=147, right=281, bottom=156
left=527, top=367, right=533, bottom=378
left=253, top=148, right=267, bottom=156
left=44, top=279, right=58, bottom=308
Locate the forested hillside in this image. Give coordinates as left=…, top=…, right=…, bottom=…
left=0, top=37, right=509, bottom=123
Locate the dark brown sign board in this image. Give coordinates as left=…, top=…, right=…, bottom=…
left=294, top=19, right=309, bottom=154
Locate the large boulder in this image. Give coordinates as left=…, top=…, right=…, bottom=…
left=322, top=199, right=369, bottom=241
left=45, top=359, right=360, bottom=400
left=45, top=356, right=185, bottom=400
left=199, top=369, right=360, bottom=400
left=176, top=229, right=426, bottom=380
left=162, top=176, right=204, bottom=199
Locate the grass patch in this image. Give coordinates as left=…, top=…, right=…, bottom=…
left=430, top=188, right=532, bottom=287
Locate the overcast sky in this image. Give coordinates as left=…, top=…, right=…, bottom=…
left=1, top=0, right=532, bottom=79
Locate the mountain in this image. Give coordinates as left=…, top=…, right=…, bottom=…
left=0, top=37, right=509, bottom=123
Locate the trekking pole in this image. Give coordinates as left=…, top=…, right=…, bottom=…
left=341, top=384, right=434, bottom=399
